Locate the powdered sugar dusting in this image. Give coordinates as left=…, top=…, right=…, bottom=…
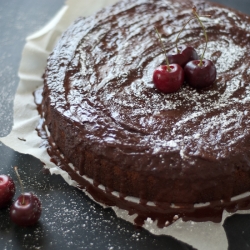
left=200, top=40, right=246, bottom=73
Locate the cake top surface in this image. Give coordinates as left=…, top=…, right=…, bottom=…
left=44, top=0, right=250, bottom=173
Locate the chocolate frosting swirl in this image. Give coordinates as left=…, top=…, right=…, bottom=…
left=43, top=0, right=250, bottom=205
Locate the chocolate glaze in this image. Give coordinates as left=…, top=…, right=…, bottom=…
left=38, top=0, right=250, bottom=225
left=35, top=99, right=250, bottom=227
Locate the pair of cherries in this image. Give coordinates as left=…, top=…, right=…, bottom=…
left=153, top=8, right=217, bottom=94
left=0, top=171, right=42, bottom=227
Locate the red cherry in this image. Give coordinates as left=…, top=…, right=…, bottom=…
left=168, top=45, right=199, bottom=68
left=0, top=175, right=15, bottom=208
left=153, top=64, right=184, bottom=94
left=10, top=192, right=42, bottom=226
left=184, top=59, right=216, bottom=88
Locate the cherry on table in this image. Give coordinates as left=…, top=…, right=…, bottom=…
left=10, top=192, right=42, bottom=227
left=168, top=45, right=199, bottom=68
left=0, top=174, right=15, bottom=208
left=184, top=59, right=216, bottom=88
left=153, top=64, right=184, bottom=94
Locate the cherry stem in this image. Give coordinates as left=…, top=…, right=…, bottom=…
left=154, top=27, right=171, bottom=72
left=14, top=166, right=25, bottom=205
left=175, top=11, right=211, bottom=57
left=175, top=16, right=197, bottom=53
left=192, top=7, right=208, bottom=66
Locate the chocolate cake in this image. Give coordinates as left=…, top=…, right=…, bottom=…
left=39, top=0, right=250, bottom=226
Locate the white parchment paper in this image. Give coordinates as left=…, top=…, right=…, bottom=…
left=1, top=0, right=248, bottom=249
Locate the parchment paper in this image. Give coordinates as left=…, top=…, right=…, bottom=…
left=1, top=0, right=248, bottom=249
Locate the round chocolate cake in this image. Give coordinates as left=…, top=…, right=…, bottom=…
left=40, top=0, right=250, bottom=226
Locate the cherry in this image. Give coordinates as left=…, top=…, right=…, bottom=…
left=184, top=7, right=216, bottom=89
left=153, top=64, right=184, bottom=93
left=153, top=28, right=184, bottom=94
left=0, top=175, right=15, bottom=208
left=10, top=192, right=42, bottom=226
left=184, top=59, right=216, bottom=88
left=10, top=167, right=42, bottom=226
left=168, top=45, right=199, bottom=67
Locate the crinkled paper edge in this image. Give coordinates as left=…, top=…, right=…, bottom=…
left=1, top=0, right=248, bottom=249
